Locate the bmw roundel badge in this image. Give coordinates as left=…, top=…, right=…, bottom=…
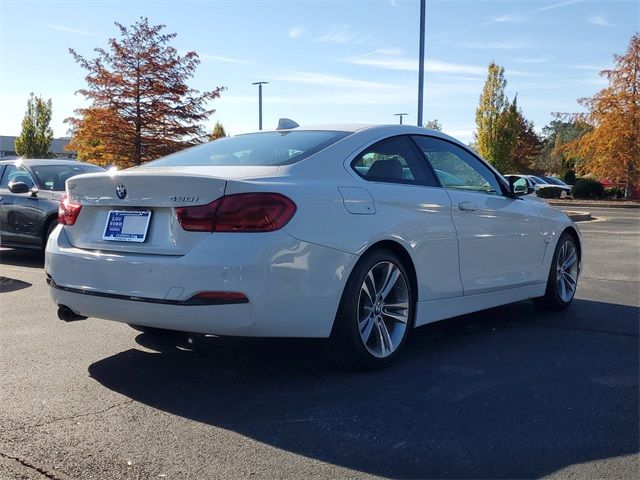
left=116, top=184, right=127, bottom=199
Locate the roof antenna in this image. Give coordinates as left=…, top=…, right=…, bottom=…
left=277, top=118, right=299, bottom=130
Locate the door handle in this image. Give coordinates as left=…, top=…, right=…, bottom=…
left=458, top=201, right=478, bottom=211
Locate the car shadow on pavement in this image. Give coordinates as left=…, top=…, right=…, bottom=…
left=88, top=299, right=639, bottom=479
left=0, top=248, right=44, bottom=269
left=0, top=276, right=32, bottom=293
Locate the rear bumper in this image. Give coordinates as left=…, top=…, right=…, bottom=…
left=45, top=227, right=356, bottom=337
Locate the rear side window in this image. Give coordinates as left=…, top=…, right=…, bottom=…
left=412, top=135, right=502, bottom=195
left=144, top=131, right=350, bottom=167
left=351, top=136, right=438, bottom=187
left=31, top=164, right=104, bottom=191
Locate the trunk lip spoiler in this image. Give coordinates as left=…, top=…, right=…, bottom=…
left=45, top=275, right=249, bottom=306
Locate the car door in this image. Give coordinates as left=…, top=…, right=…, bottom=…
left=0, top=164, right=42, bottom=246
left=349, top=135, right=463, bottom=301
left=411, top=135, right=544, bottom=295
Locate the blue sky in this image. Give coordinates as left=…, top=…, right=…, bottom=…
left=0, top=0, right=638, bottom=143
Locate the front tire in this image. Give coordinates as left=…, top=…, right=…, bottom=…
left=324, top=249, right=415, bottom=370
left=533, top=232, right=580, bottom=310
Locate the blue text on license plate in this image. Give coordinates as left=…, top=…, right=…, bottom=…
left=103, top=210, right=152, bottom=242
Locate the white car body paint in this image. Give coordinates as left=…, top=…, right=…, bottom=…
left=45, top=124, right=579, bottom=337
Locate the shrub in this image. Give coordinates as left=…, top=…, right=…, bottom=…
left=572, top=178, right=605, bottom=199
left=605, top=187, right=625, bottom=199
left=536, top=186, right=564, bottom=198
left=563, top=170, right=576, bottom=185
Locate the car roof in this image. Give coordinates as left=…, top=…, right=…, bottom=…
left=0, top=158, right=99, bottom=167
left=246, top=123, right=470, bottom=150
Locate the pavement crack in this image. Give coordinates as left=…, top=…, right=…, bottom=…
left=0, top=399, right=134, bottom=434
left=0, top=451, right=66, bottom=480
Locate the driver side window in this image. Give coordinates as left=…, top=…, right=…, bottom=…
left=411, top=136, right=502, bottom=195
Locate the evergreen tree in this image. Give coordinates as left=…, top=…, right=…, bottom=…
left=209, top=121, right=227, bottom=140
left=14, top=93, right=54, bottom=158
left=474, top=62, right=518, bottom=172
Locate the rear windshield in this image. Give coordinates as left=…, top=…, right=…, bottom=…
left=31, top=164, right=105, bottom=191
left=144, top=131, right=351, bottom=167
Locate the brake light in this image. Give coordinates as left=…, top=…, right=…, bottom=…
left=58, top=193, right=82, bottom=226
left=175, top=193, right=296, bottom=232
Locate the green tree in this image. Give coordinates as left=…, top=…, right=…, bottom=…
left=538, top=117, right=592, bottom=174
left=209, top=121, right=227, bottom=140
left=424, top=119, right=442, bottom=131
left=14, top=93, right=54, bottom=158
left=474, top=62, right=519, bottom=172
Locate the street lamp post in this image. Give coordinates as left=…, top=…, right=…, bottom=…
left=417, top=0, right=426, bottom=126
left=394, top=113, right=409, bottom=125
left=252, top=81, right=268, bottom=130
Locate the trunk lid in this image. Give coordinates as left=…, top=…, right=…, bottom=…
left=64, top=166, right=278, bottom=255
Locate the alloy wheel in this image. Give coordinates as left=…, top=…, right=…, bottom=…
left=357, top=261, right=410, bottom=358
left=556, top=239, right=579, bottom=302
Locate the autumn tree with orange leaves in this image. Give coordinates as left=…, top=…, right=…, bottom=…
left=564, top=34, right=640, bottom=197
left=66, top=18, right=224, bottom=167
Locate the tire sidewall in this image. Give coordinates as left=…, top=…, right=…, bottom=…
left=546, top=233, right=579, bottom=307
left=334, top=249, right=415, bottom=368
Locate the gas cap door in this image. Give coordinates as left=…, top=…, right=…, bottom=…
left=338, top=187, right=376, bottom=215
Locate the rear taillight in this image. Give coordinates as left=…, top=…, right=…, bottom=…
left=175, top=193, right=296, bottom=232
left=58, top=193, right=82, bottom=226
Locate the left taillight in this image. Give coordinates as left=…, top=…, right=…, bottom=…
left=58, top=193, right=82, bottom=226
left=175, top=192, right=296, bottom=232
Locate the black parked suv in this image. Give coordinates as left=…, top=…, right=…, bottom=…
left=0, top=159, right=104, bottom=250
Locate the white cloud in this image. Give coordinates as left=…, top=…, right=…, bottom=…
left=288, top=26, right=305, bottom=39
left=390, top=0, right=399, bottom=7
left=345, top=50, right=487, bottom=75
left=198, top=53, right=250, bottom=65
left=456, top=40, right=532, bottom=50
left=46, top=24, right=91, bottom=36
left=588, top=14, right=616, bottom=27
left=532, top=0, right=583, bottom=13
left=514, top=57, right=550, bottom=64
left=570, top=64, right=607, bottom=71
left=272, top=71, right=399, bottom=90
left=477, top=13, right=526, bottom=27
left=315, top=24, right=372, bottom=45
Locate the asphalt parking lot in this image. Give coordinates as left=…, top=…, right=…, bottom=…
left=1, top=207, right=638, bottom=479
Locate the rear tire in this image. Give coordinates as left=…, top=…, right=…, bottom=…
left=533, top=232, right=580, bottom=310
left=43, top=219, right=58, bottom=251
left=324, top=249, right=415, bottom=370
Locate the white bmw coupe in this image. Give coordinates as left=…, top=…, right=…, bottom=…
left=46, top=122, right=581, bottom=369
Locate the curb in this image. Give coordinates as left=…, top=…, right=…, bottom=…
left=547, top=201, right=640, bottom=209
left=563, top=211, right=592, bottom=222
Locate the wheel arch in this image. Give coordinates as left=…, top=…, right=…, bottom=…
left=358, top=239, right=419, bottom=302
left=42, top=213, right=58, bottom=247
left=562, top=226, right=582, bottom=260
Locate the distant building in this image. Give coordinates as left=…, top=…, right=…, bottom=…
left=0, top=135, right=77, bottom=160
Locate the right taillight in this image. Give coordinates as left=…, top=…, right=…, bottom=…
left=58, top=193, right=82, bottom=226
left=175, top=192, right=296, bottom=232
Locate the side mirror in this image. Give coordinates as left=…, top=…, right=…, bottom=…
left=509, top=177, right=532, bottom=196
left=8, top=181, right=30, bottom=194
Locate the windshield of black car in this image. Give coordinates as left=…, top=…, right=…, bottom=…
left=143, top=131, right=351, bottom=167
left=31, top=164, right=105, bottom=191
